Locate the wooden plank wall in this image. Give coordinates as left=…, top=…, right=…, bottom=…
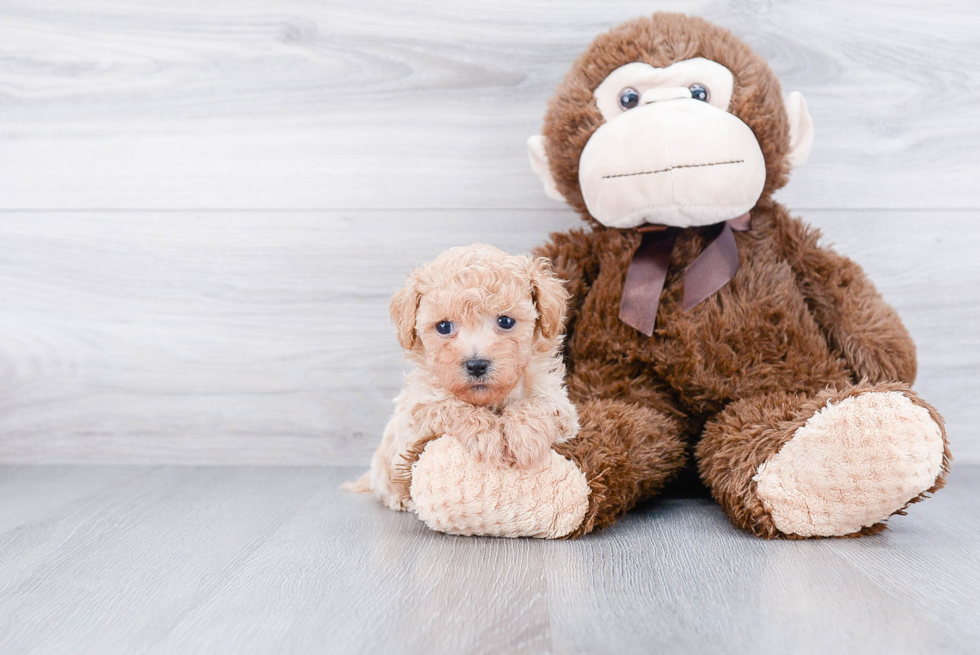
left=1, top=0, right=978, bottom=464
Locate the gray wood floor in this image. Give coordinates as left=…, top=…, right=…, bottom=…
left=1, top=464, right=978, bottom=655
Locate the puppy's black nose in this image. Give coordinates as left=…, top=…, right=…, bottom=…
left=464, top=358, right=490, bottom=378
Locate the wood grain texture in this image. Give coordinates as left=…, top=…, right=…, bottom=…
left=0, top=0, right=979, bottom=210
left=1, top=209, right=977, bottom=464
left=0, top=465, right=977, bottom=654
left=1, top=1, right=978, bottom=465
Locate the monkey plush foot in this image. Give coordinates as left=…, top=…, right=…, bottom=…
left=409, top=436, right=590, bottom=539
left=753, top=389, right=947, bottom=537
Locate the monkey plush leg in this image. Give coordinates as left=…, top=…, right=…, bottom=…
left=697, top=381, right=951, bottom=538
left=553, top=397, right=688, bottom=537
left=407, top=397, right=687, bottom=539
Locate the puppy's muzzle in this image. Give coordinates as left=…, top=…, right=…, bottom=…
left=464, top=358, right=491, bottom=379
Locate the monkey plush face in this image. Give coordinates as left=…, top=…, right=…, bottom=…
left=528, top=14, right=814, bottom=229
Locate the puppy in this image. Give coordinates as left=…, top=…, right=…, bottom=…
left=345, top=243, right=578, bottom=511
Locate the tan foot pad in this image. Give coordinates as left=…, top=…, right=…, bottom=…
left=754, top=391, right=945, bottom=537
left=410, top=436, right=590, bottom=539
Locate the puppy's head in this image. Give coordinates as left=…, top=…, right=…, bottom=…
left=390, top=243, right=568, bottom=406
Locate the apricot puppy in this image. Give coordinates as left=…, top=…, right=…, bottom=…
left=347, top=243, right=578, bottom=511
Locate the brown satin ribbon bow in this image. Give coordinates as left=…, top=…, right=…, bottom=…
left=619, top=213, right=751, bottom=337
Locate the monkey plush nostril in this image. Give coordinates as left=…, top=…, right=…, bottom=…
left=464, top=358, right=491, bottom=379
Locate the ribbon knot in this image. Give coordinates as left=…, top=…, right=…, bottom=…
left=618, top=213, right=751, bottom=337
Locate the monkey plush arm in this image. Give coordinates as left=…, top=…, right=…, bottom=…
left=532, top=228, right=598, bottom=343
left=774, top=211, right=917, bottom=385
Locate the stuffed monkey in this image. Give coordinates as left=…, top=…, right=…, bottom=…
left=406, top=13, right=950, bottom=539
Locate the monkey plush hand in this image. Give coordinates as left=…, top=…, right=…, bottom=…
left=409, top=13, right=950, bottom=539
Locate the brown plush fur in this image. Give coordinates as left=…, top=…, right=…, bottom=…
left=532, top=13, right=950, bottom=538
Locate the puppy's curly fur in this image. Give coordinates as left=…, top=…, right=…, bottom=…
left=345, top=243, right=579, bottom=511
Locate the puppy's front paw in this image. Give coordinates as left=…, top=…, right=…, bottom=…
left=445, top=408, right=506, bottom=466
left=467, top=436, right=508, bottom=466
left=503, top=416, right=555, bottom=469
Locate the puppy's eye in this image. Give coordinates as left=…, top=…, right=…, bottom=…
left=435, top=321, right=454, bottom=336
left=497, top=316, right=516, bottom=330
left=689, top=83, right=709, bottom=102
left=618, top=87, right=640, bottom=110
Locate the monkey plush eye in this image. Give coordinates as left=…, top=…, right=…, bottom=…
left=435, top=321, right=454, bottom=335
left=689, top=83, right=709, bottom=102
left=618, top=88, right=640, bottom=110
left=497, top=316, right=516, bottom=330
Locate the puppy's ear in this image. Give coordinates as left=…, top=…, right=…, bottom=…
left=528, top=256, right=569, bottom=340
left=390, top=272, right=422, bottom=351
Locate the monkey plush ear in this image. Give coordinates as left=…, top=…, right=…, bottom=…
left=390, top=272, right=422, bottom=352
left=527, top=136, right=567, bottom=202
left=784, top=91, right=814, bottom=168
left=528, top=256, right=569, bottom=340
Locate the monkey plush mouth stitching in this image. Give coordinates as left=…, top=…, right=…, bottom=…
left=602, top=159, right=745, bottom=180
